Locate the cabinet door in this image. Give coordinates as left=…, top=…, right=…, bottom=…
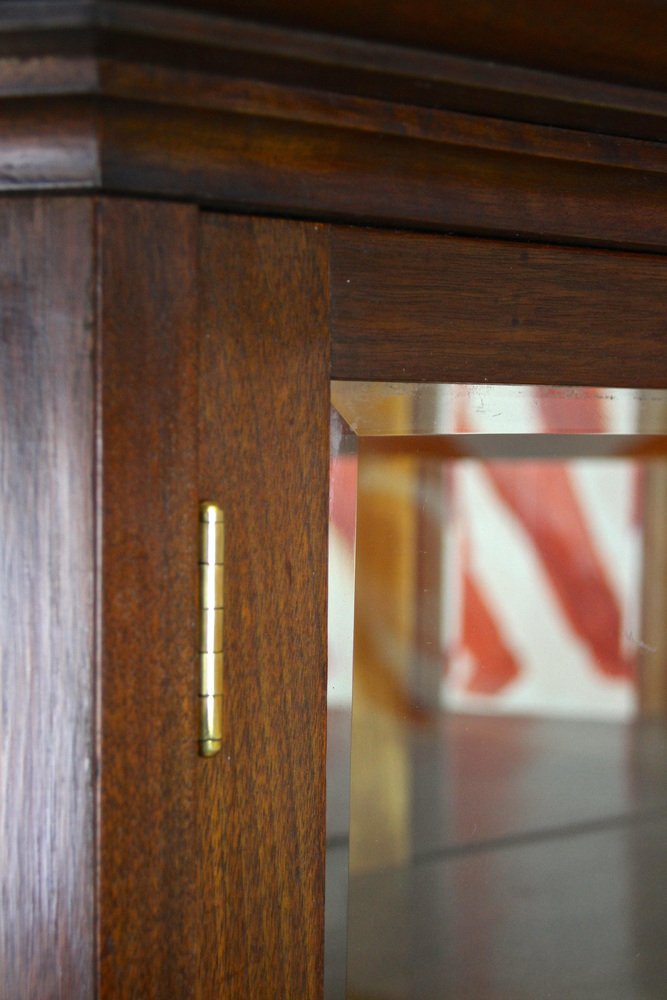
left=327, top=226, right=667, bottom=999
left=5, top=199, right=664, bottom=999
left=194, top=214, right=329, bottom=998
left=99, top=205, right=330, bottom=1000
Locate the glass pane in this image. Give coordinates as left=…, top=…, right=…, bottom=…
left=327, top=383, right=667, bottom=1000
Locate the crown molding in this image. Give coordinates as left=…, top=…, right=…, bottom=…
left=0, top=3, right=93, bottom=30
left=3, top=2, right=667, bottom=141
left=2, top=2, right=667, bottom=249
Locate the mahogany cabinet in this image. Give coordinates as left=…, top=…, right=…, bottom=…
left=1, top=3, right=666, bottom=998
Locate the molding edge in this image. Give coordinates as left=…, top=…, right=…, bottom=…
left=1, top=6, right=667, bottom=249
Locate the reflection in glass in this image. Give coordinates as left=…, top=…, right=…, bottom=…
left=327, top=383, right=667, bottom=1000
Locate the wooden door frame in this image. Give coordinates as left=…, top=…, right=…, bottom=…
left=3, top=5, right=667, bottom=998
left=4, top=198, right=665, bottom=999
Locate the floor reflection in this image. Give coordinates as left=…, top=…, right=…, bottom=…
left=330, top=712, right=667, bottom=1000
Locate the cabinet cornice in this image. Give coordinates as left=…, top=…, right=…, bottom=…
left=2, top=2, right=667, bottom=249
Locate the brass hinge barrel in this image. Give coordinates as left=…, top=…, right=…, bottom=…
left=199, top=501, right=224, bottom=757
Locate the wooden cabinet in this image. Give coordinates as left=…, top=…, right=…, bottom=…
left=1, top=3, right=666, bottom=998
left=2, top=202, right=329, bottom=998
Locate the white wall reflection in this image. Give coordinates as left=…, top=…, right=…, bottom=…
left=328, top=383, right=666, bottom=721
left=326, top=382, right=667, bottom=1000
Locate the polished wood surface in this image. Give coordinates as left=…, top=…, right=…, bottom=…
left=0, top=1, right=666, bottom=987
left=7, top=0, right=667, bottom=99
left=171, top=0, right=667, bottom=95
left=99, top=98, right=667, bottom=250
left=0, top=97, right=99, bottom=189
left=4, top=4, right=667, bottom=144
left=197, top=215, right=330, bottom=997
left=331, top=228, right=667, bottom=387
left=3, top=5, right=667, bottom=248
left=99, top=199, right=201, bottom=998
left=6, top=1, right=667, bottom=125
left=0, top=198, right=95, bottom=998
left=3, top=198, right=331, bottom=996
left=16, top=1, right=666, bottom=99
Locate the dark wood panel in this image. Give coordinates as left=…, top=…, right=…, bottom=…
left=6, top=0, right=667, bottom=103
left=197, top=215, right=329, bottom=998
left=2, top=12, right=667, bottom=248
left=0, top=97, right=98, bottom=190
left=331, top=228, right=667, bottom=387
left=156, top=0, right=667, bottom=95
left=6, top=6, right=667, bottom=143
left=99, top=199, right=200, bottom=998
left=1, top=13, right=667, bottom=248
left=97, top=56, right=667, bottom=177
left=3, top=84, right=666, bottom=249
left=0, top=197, right=95, bottom=999
left=98, top=99, right=667, bottom=252
left=92, top=9, right=667, bottom=143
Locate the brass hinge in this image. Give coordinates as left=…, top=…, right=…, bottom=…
left=199, top=501, right=224, bottom=757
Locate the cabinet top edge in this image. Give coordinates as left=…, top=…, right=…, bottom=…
left=2, top=1, right=667, bottom=142
left=3, top=0, right=667, bottom=97
left=3, top=1, right=667, bottom=253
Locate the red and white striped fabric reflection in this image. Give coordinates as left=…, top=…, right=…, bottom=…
left=443, top=386, right=641, bottom=719
left=328, top=386, right=642, bottom=720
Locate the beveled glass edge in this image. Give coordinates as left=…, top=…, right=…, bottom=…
left=325, top=405, right=358, bottom=1000
left=331, top=381, right=667, bottom=436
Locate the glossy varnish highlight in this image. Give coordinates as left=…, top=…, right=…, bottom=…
left=0, top=198, right=96, bottom=998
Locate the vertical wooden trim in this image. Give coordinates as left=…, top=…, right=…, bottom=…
left=98, top=198, right=200, bottom=998
left=0, top=197, right=96, bottom=999
left=330, top=228, right=667, bottom=387
left=197, top=215, right=330, bottom=998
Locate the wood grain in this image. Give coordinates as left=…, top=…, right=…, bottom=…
left=99, top=59, right=667, bottom=155
left=92, top=8, right=667, bottom=143
left=7, top=0, right=667, bottom=104
left=2, top=10, right=667, bottom=248
left=154, top=0, right=667, bottom=95
left=96, top=96, right=667, bottom=251
left=197, top=215, right=330, bottom=998
left=6, top=5, right=667, bottom=144
left=0, top=96, right=98, bottom=190
left=98, top=198, right=200, bottom=998
left=0, top=197, right=95, bottom=999
left=331, top=228, right=667, bottom=387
